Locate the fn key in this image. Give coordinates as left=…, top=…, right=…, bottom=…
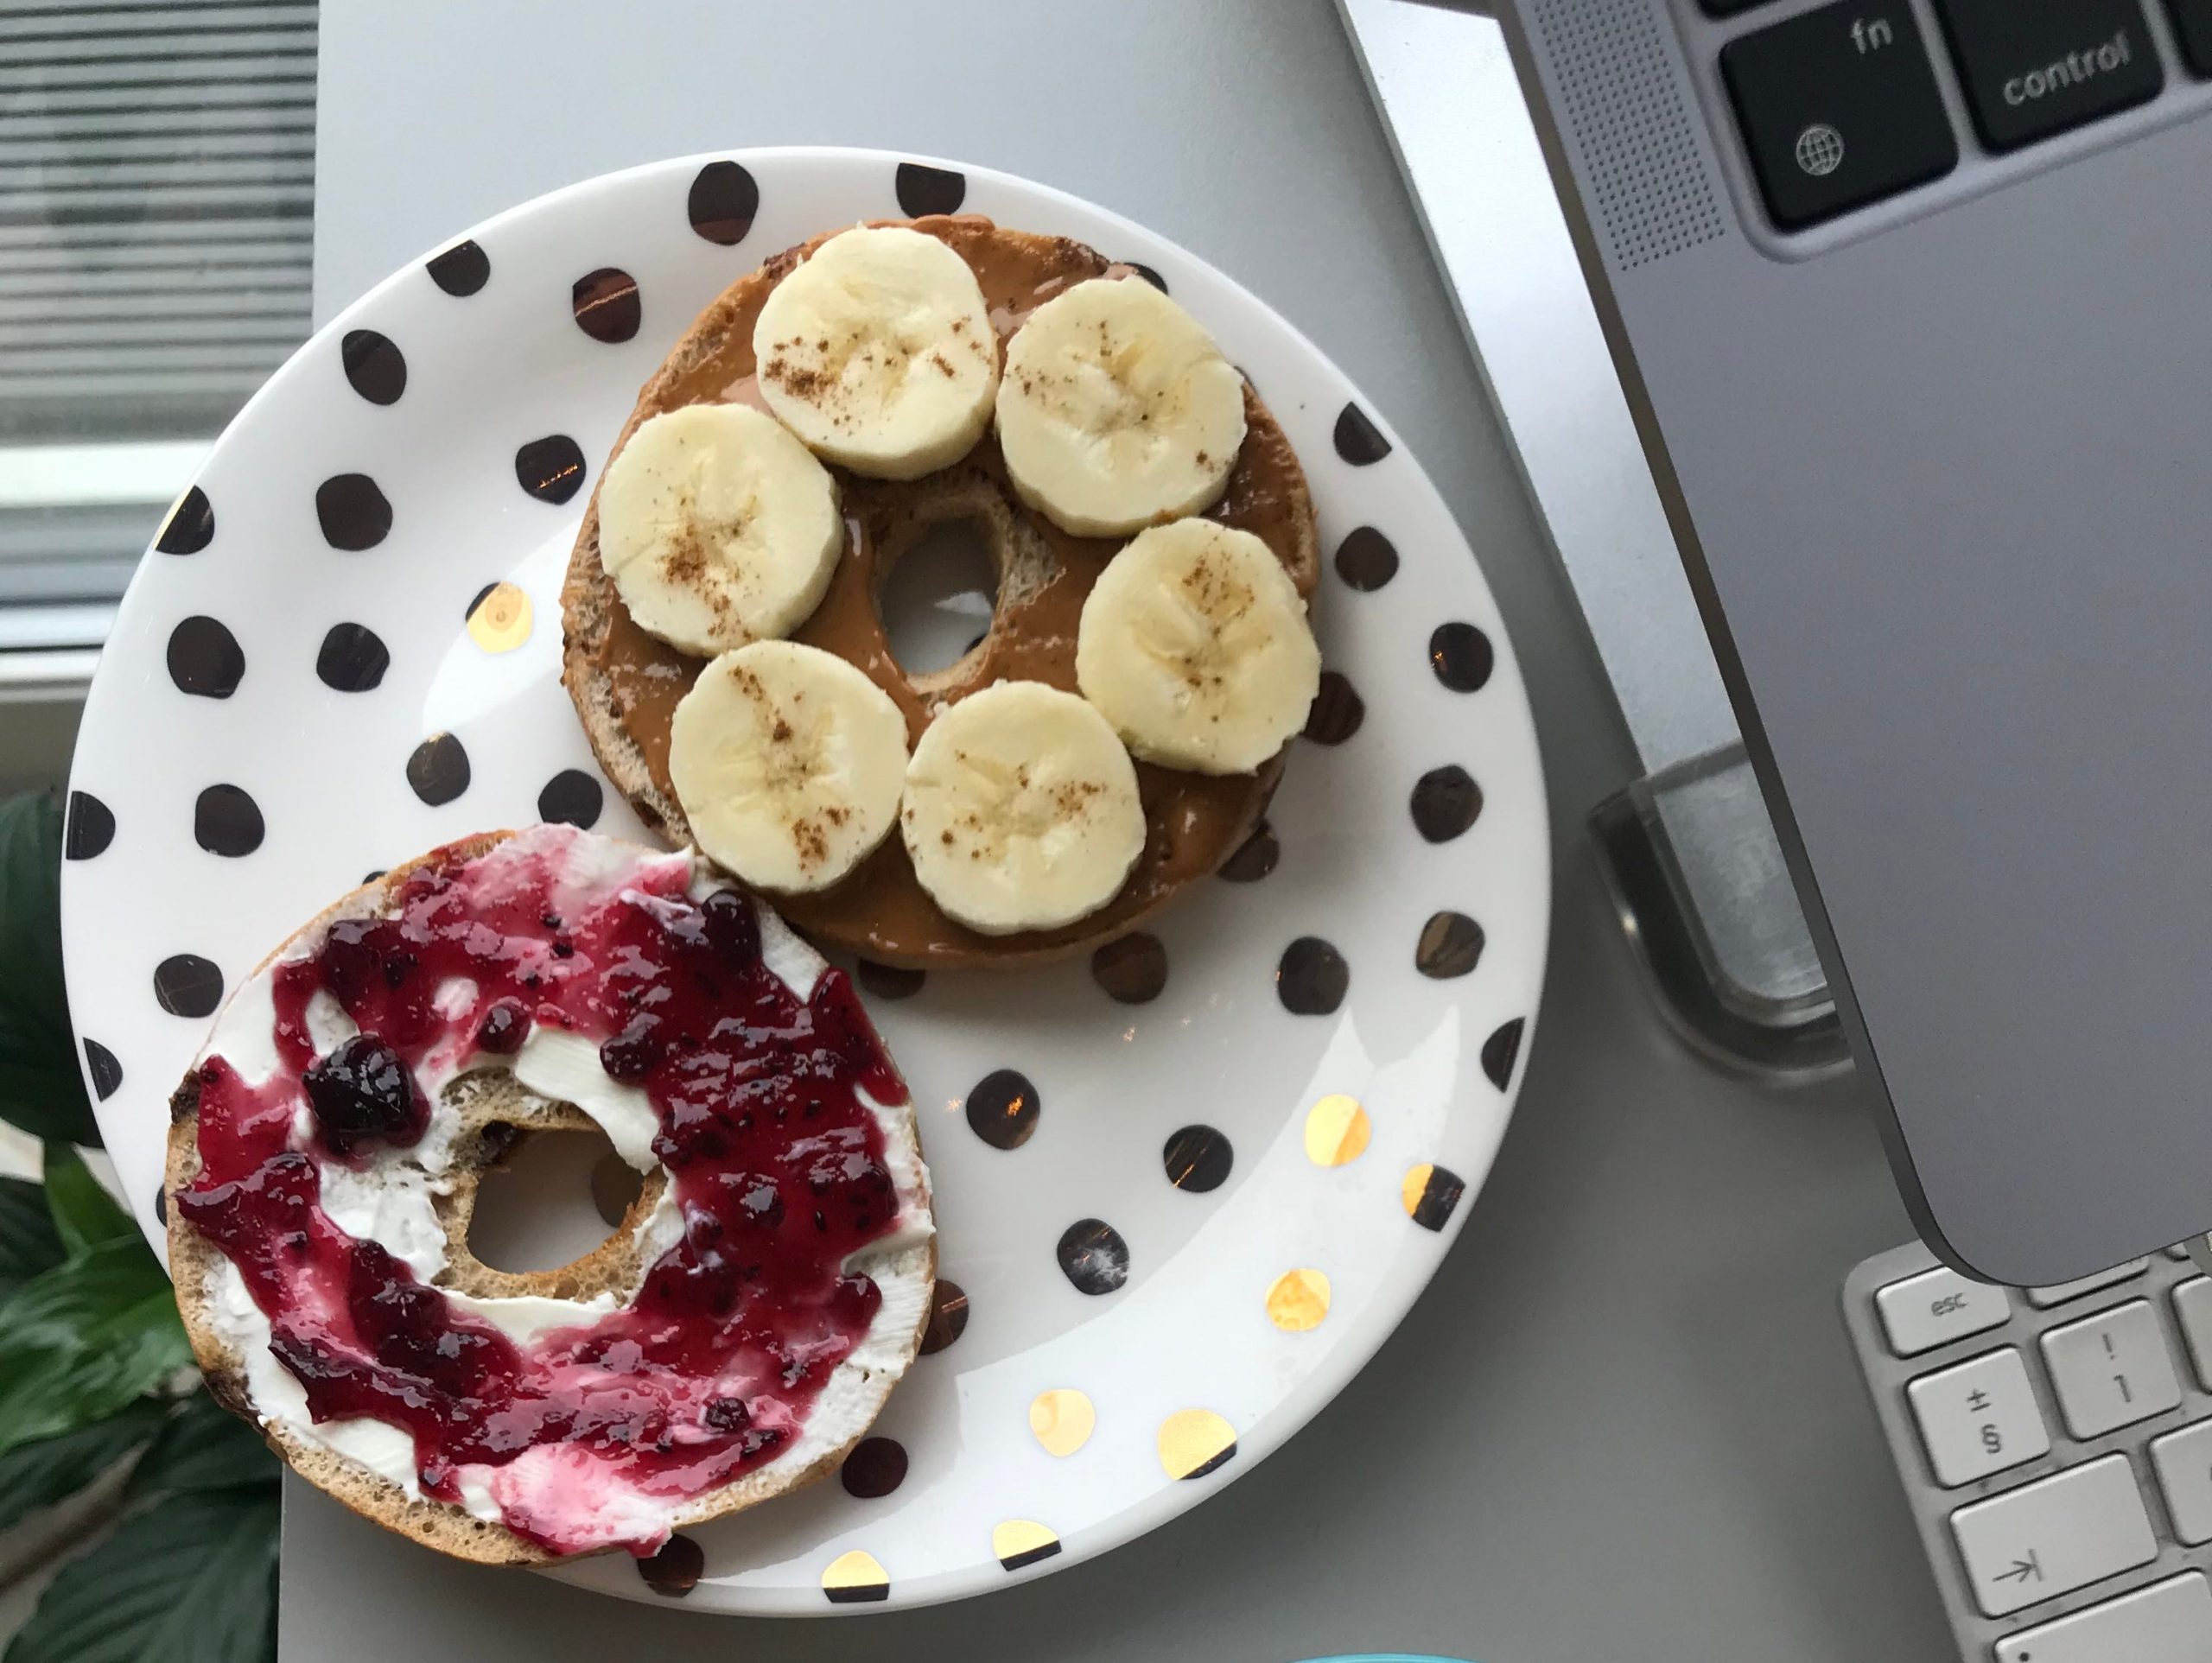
left=1722, top=1, right=1958, bottom=230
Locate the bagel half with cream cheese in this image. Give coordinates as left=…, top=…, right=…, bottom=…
left=165, top=824, right=934, bottom=1566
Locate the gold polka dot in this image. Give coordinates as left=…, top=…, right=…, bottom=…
left=467, top=581, right=532, bottom=653
left=1028, top=1388, right=1095, bottom=1457
left=992, top=1519, right=1062, bottom=1571
left=1157, top=1408, right=1237, bottom=1481
left=1266, top=1267, right=1331, bottom=1332
left=1401, top=1164, right=1432, bottom=1216
left=1304, top=1094, right=1370, bottom=1166
left=821, top=1548, right=888, bottom=1604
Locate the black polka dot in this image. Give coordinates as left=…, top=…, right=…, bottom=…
left=573, top=268, right=639, bottom=343
left=1332, top=403, right=1391, bottom=465
left=194, top=784, right=264, bottom=858
left=1410, top=765, right=1481, bottom=842
left=1482, top=1017, right=1527, bottom=1091
left=315, top=623, right=389, bottom=692
left=362, top=869, right=386, bottom=884
left=1302, top=671, right=1363, bottom=745
left=1415, top=911, right=1484, bottom=980
left=965, top=1069, right=1039, bottom=1151
left=153, top=954, right=223, bottom=1019
left=1430, top=622, right=1494, bottom=693
left=340, top=328, right=405, bottom=405
left=167, top=616, right=244, bottom=699
left=1124, top=261, right=1167, bottom=292
left=895, top=161, right=966, bottom=216
left=1407, top=1165, right=1466, bottom=1231
left=514, top=435, right=586, bottom=505
left=636, top=1534, right=702, bottom=1598
left=1218, top=822, right=1278, bottom=883
left=65, top=791, right=114, bottom=860
left=83, top=1038, right=122, bottom=1101
left=920, top=1279, right=968, bottom=1354
left=1161, top=1126, right=1232, bottom=1194
left=155, top=486, right=213, bottom=555
left=405, top=733, right=470, bottom=806
left=465, top=581, right=499, bottom=624
left=1090, top=933, right=1166, bottom=1004
left=1277, top=937, right=1348, bottom=1016
left=315, top=473, right=391, bottom=551
left=841, top=1437, right=908, bottom=1499
left=1333, top=526, right=1397, bottom=591
left=536, top=768, right=602, bottom=829
left=152, top=1186, right=167, bottom=1225
left=1057, top=1218, right=1129, bottom=1296
left=687, top=160, right=759, bottom=244
left=426, top=238, right=489, bottom=297
left=855, top=960, right=925, bottom=1000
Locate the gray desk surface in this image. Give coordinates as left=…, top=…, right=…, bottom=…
left=287, top=2, right=1950, bottom=1657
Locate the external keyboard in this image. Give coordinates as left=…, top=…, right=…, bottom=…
left=1695, top=0, right=2210, bottom=229
left=1844, top=1241, right=2212, bottom=1661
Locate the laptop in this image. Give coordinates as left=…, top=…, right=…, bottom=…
left=1343, top=0, right=2212, bottom=1289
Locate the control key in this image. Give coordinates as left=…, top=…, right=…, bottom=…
left=1934, top=0, right=2164, bottom=152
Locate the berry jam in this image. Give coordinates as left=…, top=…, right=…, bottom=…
left=175, top=829, right=910, bottom=1556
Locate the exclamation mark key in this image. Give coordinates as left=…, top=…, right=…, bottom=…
left=1720, top=0, right=1960, bottom=228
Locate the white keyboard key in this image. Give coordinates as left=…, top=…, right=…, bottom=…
left=2152, top=1420, right=2212, bottom=1545
left=2041, top=1300, right=2182, bottom=1438
left=2028, top=1259, right=2150, bottom=1309
left=1950, top=1456, right=2158, bottom=1617
left=1907, top=1349, right=2050, bottom=1488
left=1993, top=1572, right=2212, bottom=1663
left=2174, top=1279, right=2212, bottom=1389
left=1876, top=1266, right=2011, bottom=1356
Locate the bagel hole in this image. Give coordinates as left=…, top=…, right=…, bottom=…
left=877, top=515, right=999, bottom=674
left=467, top=1125, right=642, bottom=1273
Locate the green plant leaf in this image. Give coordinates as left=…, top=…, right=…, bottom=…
left=0, top=1397, right=166, bottom=1529
left=128, top=1389, right=278, bottom=1497
left=0, top=1175, right=65, bottom=1304
left=0, top=792, right=99, bottom=1149
left=4, top=1485, right=277, bottom=1663
left=0, top=1237, right=190, bottom=1458
left=41, top=1145, right=134, bottom=1258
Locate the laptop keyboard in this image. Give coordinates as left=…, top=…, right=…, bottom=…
left=1707, top=0, right=2204, bottom=229
left=1844, top=1240, right=2212, bottom=1660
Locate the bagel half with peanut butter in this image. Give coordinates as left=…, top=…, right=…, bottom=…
left=561, top=216, right=1321, bottom=970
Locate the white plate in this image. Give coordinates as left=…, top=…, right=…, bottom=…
left=60, top=149, right=1549, bottom=1614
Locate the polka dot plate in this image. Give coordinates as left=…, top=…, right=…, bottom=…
left=60, top=149, right=1550, bottom=1614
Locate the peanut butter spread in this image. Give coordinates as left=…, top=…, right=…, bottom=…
left=563, top=215, right=1318, bottom=968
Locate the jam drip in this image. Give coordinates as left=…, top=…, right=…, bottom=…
left=176, top=833, right=908, bottom=1555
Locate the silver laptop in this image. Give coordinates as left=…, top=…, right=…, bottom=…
left=1346, top=0, right=2212, bottom=1288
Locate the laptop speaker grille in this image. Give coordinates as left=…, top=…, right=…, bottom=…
left=1532, top=0, right=1726, bottom=269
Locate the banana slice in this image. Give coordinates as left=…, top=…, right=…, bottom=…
left=1075, top=518, right=1319, bottom=774
left=995, top=276, right=1246, bottom=538
left=670, top=640, right=909, bottom=894
left=597, top=403, right=842, bottom=657
left=751, top=226, right=998, bottom=481
left=901, top=681, right=1146, bottom=936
